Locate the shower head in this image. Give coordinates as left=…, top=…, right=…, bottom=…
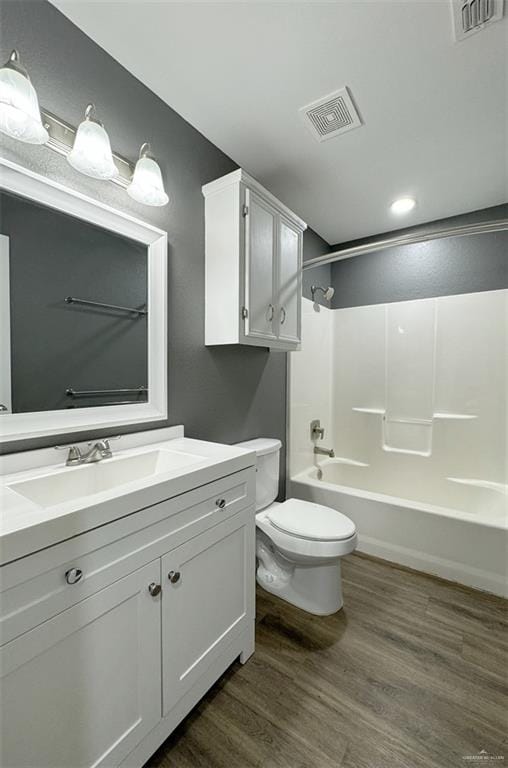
left=311, top=285, right=335, bottom=302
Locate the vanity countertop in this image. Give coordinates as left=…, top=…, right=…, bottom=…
left=0, top=426, right=256, bottom=566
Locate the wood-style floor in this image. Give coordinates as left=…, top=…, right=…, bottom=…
left=147, top=553, right=508, bottom=768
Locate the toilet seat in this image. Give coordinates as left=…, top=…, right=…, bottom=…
left=256, top=500, right=357, bottom=564
left=267, top=498, right=356, bottom=542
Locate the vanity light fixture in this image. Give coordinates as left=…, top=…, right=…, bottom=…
left=0, top=46, right=169, bottom=205
left=390, top=197, right=416, bottom=215
left=67, top=103, right=118, bottom=180
left=127, top=143, right=169, bottom=207
left=0, top=49, right=48, bottom=144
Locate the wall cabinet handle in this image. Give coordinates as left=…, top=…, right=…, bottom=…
left=267, top=303, right=274, bottom=321
left=148, top=582, right=162, bottom=596
left=65, top=568, right=83, bottom=585
left=280, top=306, right=287, bottom=325
left=215, top=498, right=226, bottom=509
left=168, top=570, right=181, bottom=584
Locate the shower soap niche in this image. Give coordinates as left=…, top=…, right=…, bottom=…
left=382, top=417, right=433, bottom=457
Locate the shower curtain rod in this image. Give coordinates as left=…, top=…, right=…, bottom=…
left=302, top=219, right=508, bottom=270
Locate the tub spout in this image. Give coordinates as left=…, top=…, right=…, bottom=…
left=314, top=446, right=335, bottom=458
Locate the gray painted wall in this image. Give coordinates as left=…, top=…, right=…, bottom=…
left=1, top=190, right=148, bottom=413
left=324, top=206, right=508, bottom=309
left=0, top=0, right=318, bottom=497
left=302, top=229, right=331, bottom=308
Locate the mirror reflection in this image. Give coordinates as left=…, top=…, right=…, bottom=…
left=0, top=191, right=148, bottom=414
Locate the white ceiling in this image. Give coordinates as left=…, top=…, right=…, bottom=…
left=51, top=0, right=508, bottom=244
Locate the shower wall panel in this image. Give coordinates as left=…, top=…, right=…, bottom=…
left=290, top=291, right=507, bottom=510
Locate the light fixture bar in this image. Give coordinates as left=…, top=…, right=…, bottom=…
left=41, top=109, right=134, bottom=188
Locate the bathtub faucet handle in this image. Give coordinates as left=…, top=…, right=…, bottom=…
left=310, top=419, right=325, bottom=441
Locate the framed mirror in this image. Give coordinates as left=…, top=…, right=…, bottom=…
left=0, top=158, right=167, bottom=444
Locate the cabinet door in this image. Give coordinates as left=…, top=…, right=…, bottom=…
left=244, top=189, right=277, bottom=341
left=162, top=510, right=254, bottom=715
left=0, top=560, right=161, bottom=768
left=277, top=216, right=301, bottom=344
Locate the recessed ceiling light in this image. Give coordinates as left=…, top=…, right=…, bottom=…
left=390, top=197, right=416, bottom=215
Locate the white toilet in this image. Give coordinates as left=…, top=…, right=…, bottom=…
left=236, top=438, right=357, bottom=615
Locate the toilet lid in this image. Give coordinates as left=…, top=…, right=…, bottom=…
left=267, top=499, right=356, bottom=541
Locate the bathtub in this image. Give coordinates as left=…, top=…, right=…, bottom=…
left=290, top=460, right=508, bottom=597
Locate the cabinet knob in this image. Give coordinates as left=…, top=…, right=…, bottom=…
left=148, top=582, right=162, bottom=596
left=280, top=306, right=287, bottom=325
left=65, top=568, right=83, bottom=585
left=215, top=498, right=226, bottom=509
left=168, top=570, right=181, bottom=584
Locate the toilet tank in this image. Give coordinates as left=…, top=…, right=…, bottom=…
left=235, top=438, right=282, bottom=511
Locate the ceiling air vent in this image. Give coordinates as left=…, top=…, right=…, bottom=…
left=299, top=87, right=362, bottom=143
left=451, top=0, right=504, bottom=41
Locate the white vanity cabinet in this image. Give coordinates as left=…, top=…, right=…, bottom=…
left=0, top=560, right=162, bottom=768
left=162, top=510, right=254, bottom=715
left=0, top=465, right=256, bottom=768
left=203, top=169, right=306, bottom=350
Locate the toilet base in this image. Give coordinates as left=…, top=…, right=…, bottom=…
left=256, top=532, right=344, bottom=615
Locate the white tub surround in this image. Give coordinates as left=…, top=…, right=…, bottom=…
left=0, top=427, right=256, bottom=768
left=289, top=292, right=508, bottom=596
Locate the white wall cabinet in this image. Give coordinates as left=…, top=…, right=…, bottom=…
left=0, top=468, right=256, bottom=768
left=203, top=169, right=306, bottom=350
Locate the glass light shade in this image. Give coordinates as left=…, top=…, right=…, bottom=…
left=0, top=58, right=48, bottom=144
left=67, top=113, right=118, bottom=180
left=127, top=155, right=169, bottom=207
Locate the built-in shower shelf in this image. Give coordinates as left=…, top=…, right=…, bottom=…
left=328, top=456, right=369, bottom=467
left=433, top=412, right=477, bottom=420
left=352, top=406, right=478, bottom=459
left=447, top=477, right=507, bottom=494
left=352, top=407, right=386, bottom=415
left=353, top=407, right=477, bottom=421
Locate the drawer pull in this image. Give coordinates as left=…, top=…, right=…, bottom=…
left=168, top=570, right=181, bottom=584
left=216, top=498, right=226, bottom=509
left=65, top=568, right=83, bottom=585
left=148, top=582, right=162, bottom=597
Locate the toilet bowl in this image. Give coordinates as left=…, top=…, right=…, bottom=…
left=236, top=438, right=357, bottom=615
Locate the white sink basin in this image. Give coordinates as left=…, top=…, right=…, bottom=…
left=8, top=449, right=205, bottom=508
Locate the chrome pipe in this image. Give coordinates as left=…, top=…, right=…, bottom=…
left=302, top=219, right=508, bottom=270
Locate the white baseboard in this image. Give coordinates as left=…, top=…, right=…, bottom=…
left=357, top=534, right=508, bottom=598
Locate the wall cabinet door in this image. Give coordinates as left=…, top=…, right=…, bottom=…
left=161, top=511, right=254, bottom=716
left=0, top=560, right=161, bottom=768
left=277, top=216, right=301, bottom=344
left=244, top=188, right=277, bottom=342
left=203, top=169, right=305, bottom=348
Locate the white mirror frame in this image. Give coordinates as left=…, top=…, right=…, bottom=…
left=0, top=158, right=168, bottom=445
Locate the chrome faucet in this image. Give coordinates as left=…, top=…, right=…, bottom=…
left=56, top=439, right=115, bottom=466
left=314, top=445, right=335, bottom=458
